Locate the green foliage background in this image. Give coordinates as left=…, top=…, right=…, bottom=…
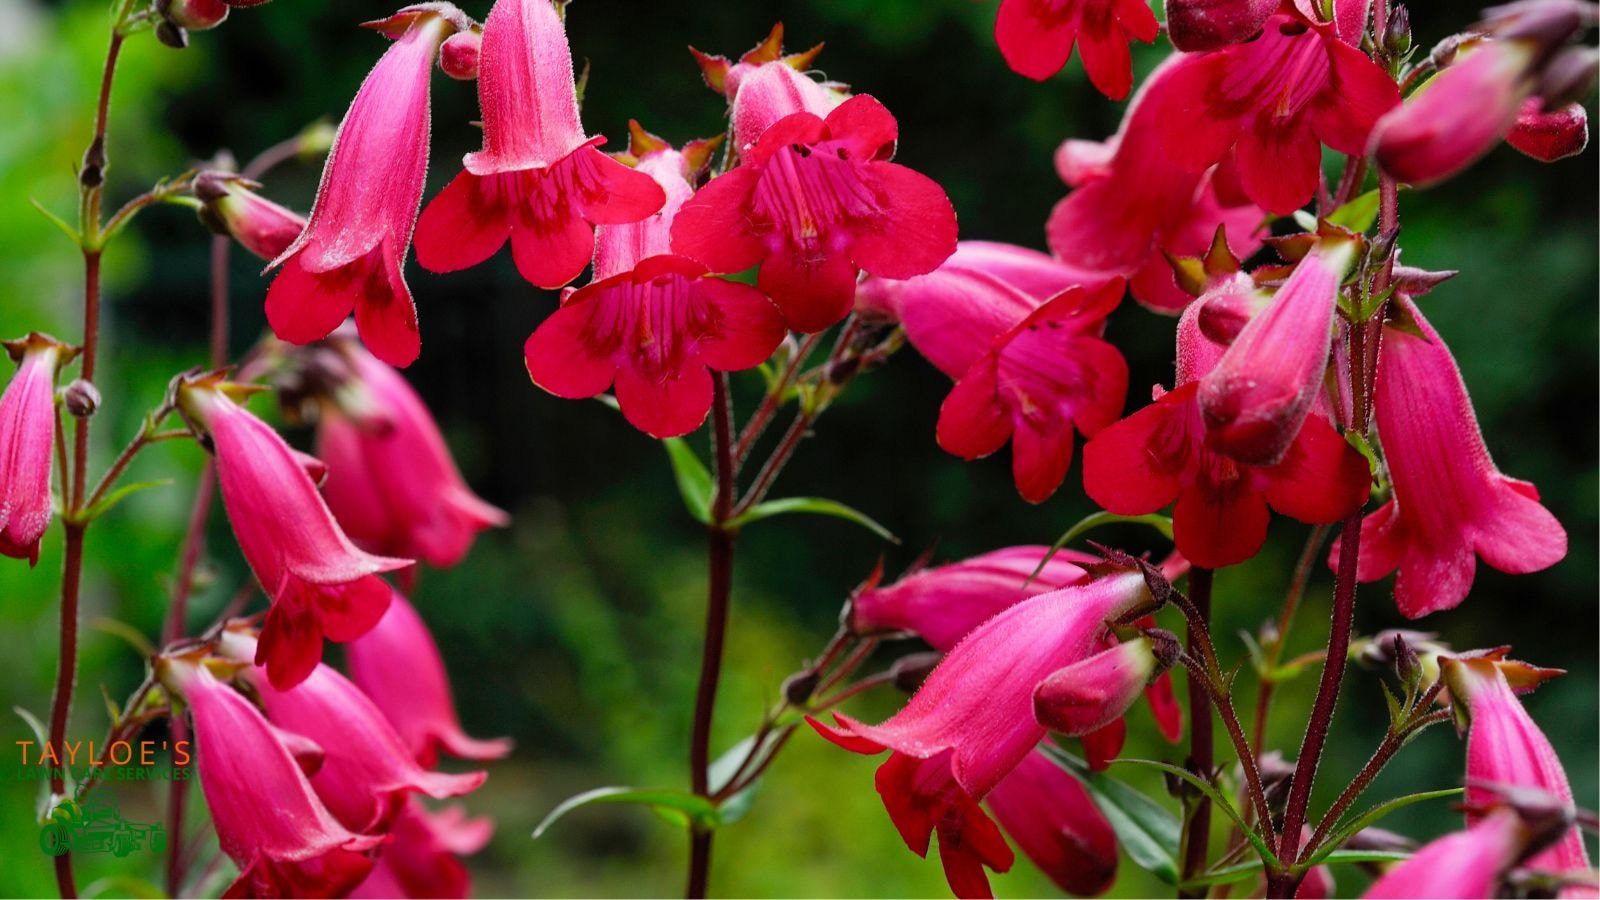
left=0, top=0, right=1594, bottom=896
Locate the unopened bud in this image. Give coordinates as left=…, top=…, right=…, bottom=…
left=825, top=355, right=861, bottom=385
left=157, top=0, right=229, bottom=30
left=1259, top=750, right=1296, bottom=810
left=440, top=30, right=481, bottom=79
left=1536, top=45, right=1600, bottom=107
left=1197, top=287, right=1270, bottom=346
left=1034, top=639, right=1159, bottom=736
left=889, top=652, right=943, bottom=693
left=193, top=171, right=306, bottom=261
left=63, top=380, right=100, bottom=418
left=1481, top=0, right=1597, bottom=57
left=1393, top=633, right=1423, bottom=690
left=154, top=19, right=190, bottom=48
left=1384, top=5, right=1413, bottom=56
left=781, top=669, right=820, bottom=706
left=80, top=138, right=105, bottom=189
left=294, top=120, right=337, bottom=161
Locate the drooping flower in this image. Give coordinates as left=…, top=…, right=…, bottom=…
left=1441, top=655, right=1592, bottom=887
left=984, top=751, right=1118, bottom=896
left=1362, top=807, right=1545, bottom=899
left=1083, top=302, right=1369, bottom=568
left=316, top=334, right=508, bottom=568
left=263, top=7, right=464, bottom=368
left=220, top=630, right=486, bottom=834
left=524, top=138, right=787, bottom=438
left=1164, top=0, right=1278, bottom=52
left=195, top=172, right=307, bottom=261
left=1046, top=57, right=1265, bottom=313
left=351, top=800, right=494, bottom=899
left=412, top=0, right=665, bottom=290
left=345, top=589, right=512, bottom=766
left=1507, top=99, right=1590, bottom=161
left=992, top=0, right=1160, bottom=99
left=1151, top=11, right=1400, bottom=214
left=176, top=374, right=409, bottom=690
left=0, top=334, right=75, bottom=564
left=164, top=660, right=380, bottom=898
left=938, top=280, right=1129, bottom=503
left=671, top=95, right=959, bottom=333
left=1198, top=233, right=1358, bottom=465
left=1343, top=298, right=1565, bottom=617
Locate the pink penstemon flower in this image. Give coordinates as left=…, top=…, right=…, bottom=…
left=670, top=94, right=959, bottom=334
left=0, top=334, right=76, bottom=564
left=345, top=588, right=513, bottom=766
left=1507, top=98, right=1590, bottom=161
left=992, top=0, right=1160, bottom=99
left=524, top=133, right=788, bottom=439
left=1362, top=806, right=1535, bottom=899
left=176, top=373, right=410, bottom=690
left=351, top=799, right=494, bottom=899
left=195, top=171, right=307, bottom=262
left=264, top=5, right=465, bottom=368
left=1338, top=297, right=1566, bottom=618
left=983, top=751, right=1119, bottom=896
left=413, top=0, right=666, bottom=290
left=316, top=333, right=508, bottom=569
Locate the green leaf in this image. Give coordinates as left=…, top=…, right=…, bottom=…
left=31, top=199, right=82, bottom=245
left=1044, top=746, right=1181, bottom=884
left=1328, top=189, right=1381, bottom=233
left=708, top=729, right=788, bottom=825
left=532, top=787, right=720, bottom=839
left=81, top=877, right=165, bottom=899
left=1178, top=859, right=1271, bottom=891
left=1301, top=787, right=1461, bottom=869
left=1031, top=511, right=1173, bottom=582
left=1316, top=849, right=1411, bottom=866
left=725, top=497, right=897, bottom=542
left=1112, top=758, right=1281, bottom=870
left=662, top=438, right=712, bottom=524
left=81, top=479, right=173, bottom=523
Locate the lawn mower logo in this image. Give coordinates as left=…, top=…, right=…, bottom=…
left=38, top=798, right=167, bottom=858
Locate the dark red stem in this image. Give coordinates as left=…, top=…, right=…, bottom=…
left=1179, top=566, right=1215, bottom=897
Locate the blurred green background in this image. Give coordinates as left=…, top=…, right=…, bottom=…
left=0, top=0, right=1594, bottom=896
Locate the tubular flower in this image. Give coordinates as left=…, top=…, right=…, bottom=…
left=1046, top=57, right=1265, bottom=313
left=1198, top=234, right=1358, bottom=466
left=937, top=280, right=1129, bottom=503
left=984, top=751, right=1118, bottom=896
left=1151, top=11, right=1400, bottom=214
left=195, top=172, right=308, bottom=262
left=176, top=375, right=409, bottom=690
left=264, top=7, right=463, bottom=368
left=1164, top=0, right=1278, bottom=52
left=345, top=589, right=512, bottom=766
left=0, top=334, right=75, bottom=564
left=1507, top=99, right=1590, bottom=161
left=690, top=25, right=838, bottom=153
left=1362, top=807, right=1542, bottom=899
left=1442, top=655, right=1593, bottom=887
left=317, top=335, right=508, bottom=568
left=524, top=142, right=787, bottom=438
left=671, top=95, right=959, bottom=334
left=1083, top=301, right=1369, bottom=568
left=351, top=801, right=493, bottom=899
left=1033, top=637, right=1163, bottom=737
left=1342, top=298, right=1565, bottom=618
left=811, top=572, right=1153, bottom=895
left=413, top=0, right=665, bottom=290
left=168, top=661, right=381, bottom=898
left=221, top=631, right=486, bottom=834
left=993, top=0, right=1160, bottom=99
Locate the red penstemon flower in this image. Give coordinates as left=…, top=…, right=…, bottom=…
left=351, top=800, right=494, bottom=899
left=993, top=0, right=1160, bottom=99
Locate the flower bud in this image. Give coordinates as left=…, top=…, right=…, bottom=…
left=1033, top=638, right=1160, bottom=736
left=439, top=30, right=480, bottom=79
left=1196, top=283, right=1271, bottom=345
left=157, top=0, right=228, bottom=31
left=194, top=171, right=306, bottom=261
left=154, top=19, right=189, bottom=49
left=1534, top=45, right=1600, bottom=107
left=1383, top=4, right=1412, bottom=57
left=1480, top=0, right=1598, bottom=59
left=889, top=651, right=943, bottom=694
left=781, top=669, right=821, bottom=706
left=63, top=379, right=100, bottom=418
left=1164, top=0, right=1278, bottom=52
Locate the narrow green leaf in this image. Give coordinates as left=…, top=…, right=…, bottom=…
left=661, top=438, right=712, bottom=524
left=92, top=617, right=159, bottom=658
left=1301, top=787, right=1461, bottom=869
left=31, top=199, right=82, bottom=245
left=81, top=479, right=173, bottom=523
left=708, top=729, right=788, bottom=825
left=1315, top=849, right=1411, bottom=866
left=1328, top=189, right=1381, bottom=233
left=1030, top=511, right=1173, bottom=583
left=81, top=877, right=165, bottom=899
left=725, top=497, right=897, bottom=542
left=1044, top=746, right=1181, bottom=884
left=532, top=786, right=719, bottom=839
left=1178, top=859, right=1271, bottom=891
left=1112, top=758, right=1281, bottom=869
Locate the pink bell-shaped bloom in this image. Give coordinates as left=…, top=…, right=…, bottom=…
left=985, top=751, right=1118, bottom=896
left=525, top=145, right=787, bottom=439
left=1198, top=234, right=1358, bottom=466
left=1033, top=637, right=1163, bottom=736
left=413, top=0, right=665, bottom=290
left=1084, top=301, right=1369, bottom=568
left=1046, top=58, right=1265, bottom=313
left=1164, top=0, right=1279, bottom=51
left=169, top=661, right=381, bottom=898
left=1370, top=39, right=1542, bottom=188
left=317, top=335, right=508, bottom=568
left=849, top=546, right=1097, bottom=649
left=220, top=631, right=486, bottom=833
left=671, top=95, right=959, bottom=334
left=1442, top=655, right=1593, bottom=887
left=346, top=589, right=512, bottom=766
left=351, top=801, right=493, bottom=899
left=1152, top=11, right=1400, bottom=214
left=176, top=376, right=409, bottom=690
left=1344, top=298, right=1565, bottom=617
left=993, top=0, right=1160, bottom=99
left=1363, top=807, right=1537, bottom=899
left=873, top=750, right=1016, bottom=898
left=937, top=280, right=1129, bottom=503
left=264, top=8, right=462, bottom=368
left=1507, top=98, right=1590, bottom=161
left=196, top=172, right=308, bottom=262
left=0, top=334, right=75, bottom=564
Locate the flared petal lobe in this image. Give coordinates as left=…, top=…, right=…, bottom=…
left=985, top=751, right=1117, bottom=896
left=994, top=0, right=1159, bottom=99
left=350, top=801, right=493, bottom=899
left=1362, top=808, right=1530, bottom=899
left=1507, top=100, right=1589, bottom=161
left=0, top=335, right=71, bottom=565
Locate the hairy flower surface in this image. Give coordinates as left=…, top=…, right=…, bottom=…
left=0, top=334, right=73, bottom=564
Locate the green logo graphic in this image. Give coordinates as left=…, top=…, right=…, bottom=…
left=38, top=798, right=168, bottom=858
